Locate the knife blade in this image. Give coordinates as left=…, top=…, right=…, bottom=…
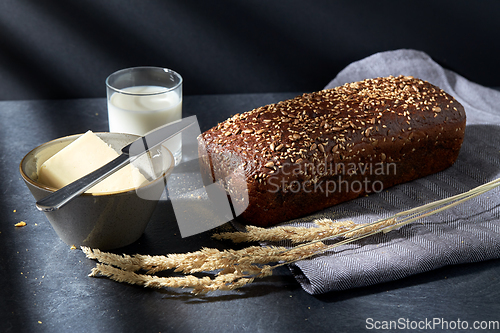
left=35, top=116, right=197, bottom=212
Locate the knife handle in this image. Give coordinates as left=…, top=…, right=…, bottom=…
left=36, top=154, right=131, bottom=212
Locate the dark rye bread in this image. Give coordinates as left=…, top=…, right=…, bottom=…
left=199, top=75, right=466, bottom=227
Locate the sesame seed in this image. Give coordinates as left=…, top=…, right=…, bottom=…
left=264, top=161, right=275, bottom=168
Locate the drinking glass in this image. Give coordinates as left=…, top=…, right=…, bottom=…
left=106, top=67, right=183, bottom=165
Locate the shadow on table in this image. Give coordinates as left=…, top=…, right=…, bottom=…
left=152, top=267, right=301, bottom=304
left=97, top=199, right=301, bottom=301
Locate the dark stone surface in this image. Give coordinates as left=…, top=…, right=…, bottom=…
left=1, top=93, right=499, bottom=333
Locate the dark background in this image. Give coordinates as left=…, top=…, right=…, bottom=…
left=0, top=0, right=498, bottom=101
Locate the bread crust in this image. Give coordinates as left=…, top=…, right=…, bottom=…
left=200, top=75, right=466, bottom=227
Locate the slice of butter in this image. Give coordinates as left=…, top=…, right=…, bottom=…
left=37, top=131, right=148, bottom=193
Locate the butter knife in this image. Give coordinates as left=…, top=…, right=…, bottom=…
left=36, top=116, right=196, bottom=212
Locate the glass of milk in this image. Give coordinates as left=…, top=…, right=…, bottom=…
left=106, top=67, right=183, bottom=165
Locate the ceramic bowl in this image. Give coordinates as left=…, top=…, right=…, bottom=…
left=20, top=132, right=174, bottom=250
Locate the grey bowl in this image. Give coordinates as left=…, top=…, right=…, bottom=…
left=20, top=132, right=174, bottom=250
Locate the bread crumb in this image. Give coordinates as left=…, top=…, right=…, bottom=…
left=15, top=221, right=26, bottom=227
left=70, top=245, right=77, bottom=250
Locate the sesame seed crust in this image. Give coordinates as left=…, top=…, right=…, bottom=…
left=199, top=75, right=466, bottom=227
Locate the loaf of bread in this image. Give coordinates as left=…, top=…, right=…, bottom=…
left=199, top=75, right=466, bottom=227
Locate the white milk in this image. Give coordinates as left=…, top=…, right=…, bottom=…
left=108, top=85, right=182, bottom=163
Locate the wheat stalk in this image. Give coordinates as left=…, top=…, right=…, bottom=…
left=82, top=242, right=327, bottom=294
left=83, top=177, right=500, bottom=294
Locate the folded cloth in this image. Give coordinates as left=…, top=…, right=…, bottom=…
left=284, top=49, right=500, bottom=294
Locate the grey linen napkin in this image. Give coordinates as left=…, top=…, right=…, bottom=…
left=282, top=49, right=500, bottom=294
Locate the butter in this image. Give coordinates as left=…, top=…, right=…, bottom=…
left=38, top=131, right=148, bottom=193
